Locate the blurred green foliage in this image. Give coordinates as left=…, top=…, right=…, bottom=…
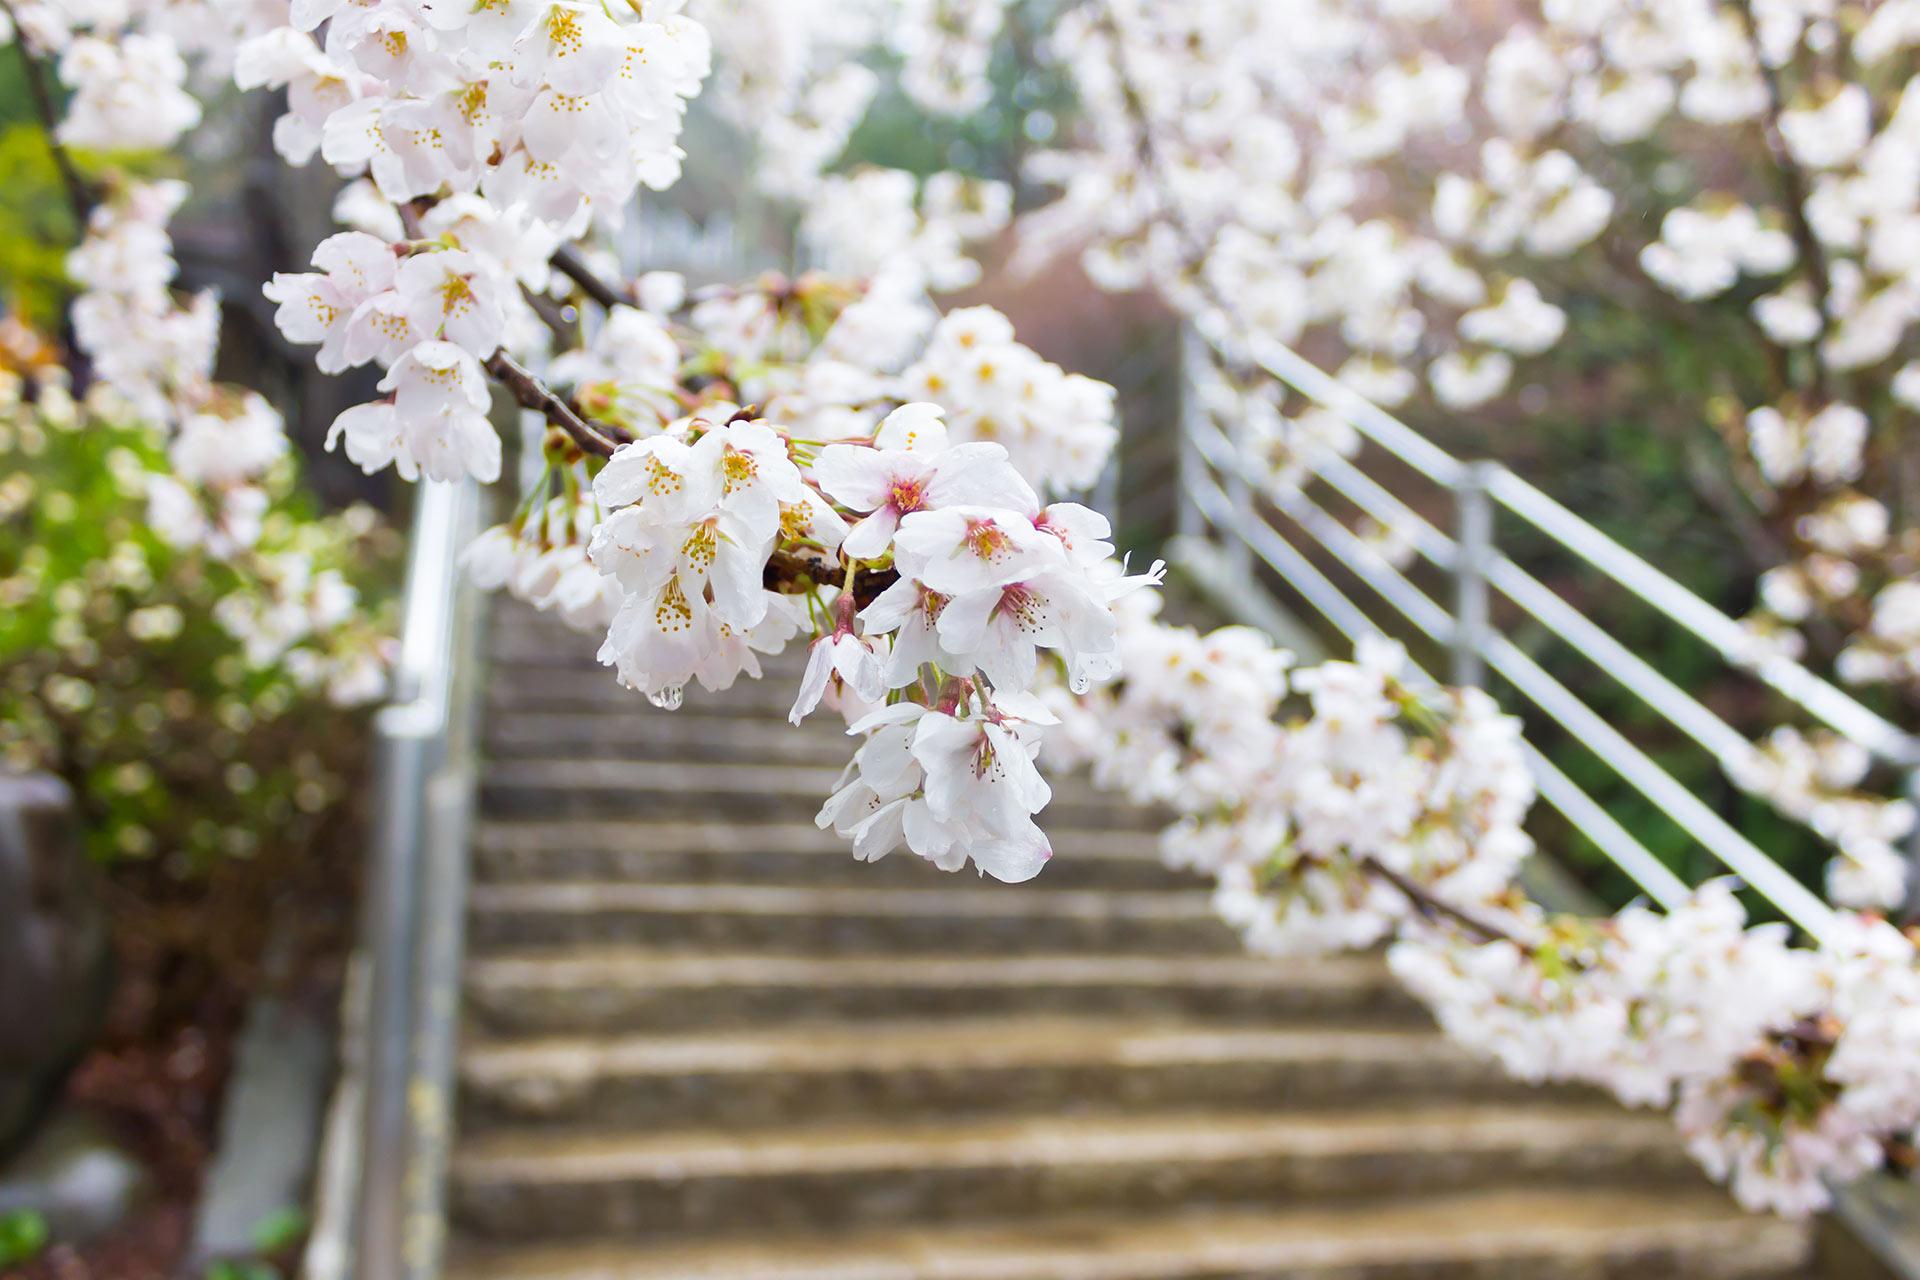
left=248, top=1206, right=308, bottom=1254
left=0, top=43, right=78, bottom=328
left=0, top=124, right=77, bottom=329
left=0, top=386, right=397, bottom=878
left=0, top=1209, right=48, bottom=1267
left=205, top=1262, right=278, bottom=1280
left=0, top=44, right=176, bottom=329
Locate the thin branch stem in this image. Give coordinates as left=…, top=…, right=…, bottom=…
left=551, top=245, right=626, bottom=312
left=0, top=0, right=96, bottom=229
left=521, top=283, right=578, bottom=348
left=1359, top=855, right=1532, bottom=948
left=1729, top=0, right=1836, bottom=401
left=1094, top=1, right=1211, bottom=271
left=764, top=548, right=896, bottom=607
left=485, top=349, right=619, bottom=459
left=395, top=202, right=627, bottom=456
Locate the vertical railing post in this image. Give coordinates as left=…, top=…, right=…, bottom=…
left=354, top=716, right=430, bottom=1280
left=1222, top=408, right=1254, bottom=587
left=1176, top=326, right=1205, bottom=544
left=1451, top=462, right=1496, bottom=688
left=351, top=480, right=472, bottom=1280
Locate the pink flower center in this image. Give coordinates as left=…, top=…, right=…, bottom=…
left=888, top=475, right=928, bottom=514
left=996, top=582, right=1042, bottom=632
left=963, top=517, right=1010, bottom=562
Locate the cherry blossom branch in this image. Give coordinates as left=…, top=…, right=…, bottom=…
left=0, top=0, right=97, bottom=229
left=1358, top=855, right=1533, bottom=948
left=551, top=246, right=626, bottom=312
left=484, top=350, right=620, bottom=459
left=391, top=203, right=628, bottom=454
left=763, top=547, right=898, bottom=607
left=521, top=284, right=579, bottom=348
left=1092, top=2, right=1271, bottom=360
left=1729, top=0, right=1836, bottom=401
left=1093, top=1, right=1213, bottom=272
left=402, top=210, right=627, bottom=455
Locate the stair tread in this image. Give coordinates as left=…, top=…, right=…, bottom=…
left=486, top=759, right=849, bottom=790
left=464, top=948, right=1384, bottom=994
left=469, top=881, right=1219, bottom=918
left=460, top=1016, right=1468, bottom=1083
left=453, top=1101, right=1669, bottom=1184
left=447, top=1186, right=1805, bottom=1280
left=481, top=758, right=1138, bottom=807
left=472, top=819, right=1167, bottom=860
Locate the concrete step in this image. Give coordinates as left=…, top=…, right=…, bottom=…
left=446, top=1187, right=1811, bottom=1280
left=465, top=883, right=1233, bottom=954
left=448, top=1105, right=1698, bottom=1242
left=485, top=631, right=602, bottom=668
left=457, top=1018, right=1557, bottom=1129
left=485, top=667, right=819, bottom=716
left=483, top=711, right=856, bottom=762
left=479, top=759, right=1155, bottom=826
left=461, top=949, right=1423, bottom=1036
left=485, top=617, right=812, bottom=676
left=469, top=820, right=1190, bottom=891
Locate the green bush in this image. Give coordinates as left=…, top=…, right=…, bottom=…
left=0, top=377, right=396, bottom=879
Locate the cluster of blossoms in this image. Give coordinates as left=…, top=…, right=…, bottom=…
left=569, top=271, right=1120, bottom=495
left=689, top=0, right=885, bottom=198
left=892, top=0, right=1006, bottom=116
left=458, top=276, right=1157, bottom=877
left=1009, top=0, right=1920, bottom=715
left=802, top=169, right=1013, bottom=296
left=248, top=0, right=711, bottom=484
left=1726, top=727, right=1918, bottom=910
left=243, top=0, right=711, bottom=225
left=1049, top=613, right=1536, bottom=955
left=690, top=0, right=1013, bottom=294
left=218, top=0, right=1142, bottom=884
left=1392, top=892, right=1920, bottom=1217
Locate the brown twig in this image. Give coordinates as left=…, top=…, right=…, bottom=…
left=521, top=284, right=578, bottom=348
left=551, top=245, right=627, bottom=312
left=763, top=548, right=897, bottom=607
left=1729, top=0, right=1836, bottom=401
left=0, top=0, right=97, bottom=229
left=484, top=349, right=619, bottom=459
left=1094, top=2, right=1212, bottom=271
left=1359, top=855, right=1532, bottom=948
left=393, top=206, right=624, bottom=456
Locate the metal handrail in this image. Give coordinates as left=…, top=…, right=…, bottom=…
left=351, top=479, right=480, bottom=1280
left=1218, top=329, right=1919, bottom=769
left=1179, top=326, right=1920, bottom=935
left=1183, top=459, right=1685, bottom=904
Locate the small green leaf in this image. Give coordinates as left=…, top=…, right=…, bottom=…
left=0, top=1209, right=50, bottom=1266
left=250, top=1206, right=309, bottom=1253
left=205, top=1261, right=279, bottom=1280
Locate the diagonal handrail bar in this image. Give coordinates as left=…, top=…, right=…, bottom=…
left=1215, top=330, right=1919, bottom=770
left=1185, top=449, right=1696, bottom=911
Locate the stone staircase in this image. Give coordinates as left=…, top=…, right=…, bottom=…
left=443, top=601, right=1815, bottom=1279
